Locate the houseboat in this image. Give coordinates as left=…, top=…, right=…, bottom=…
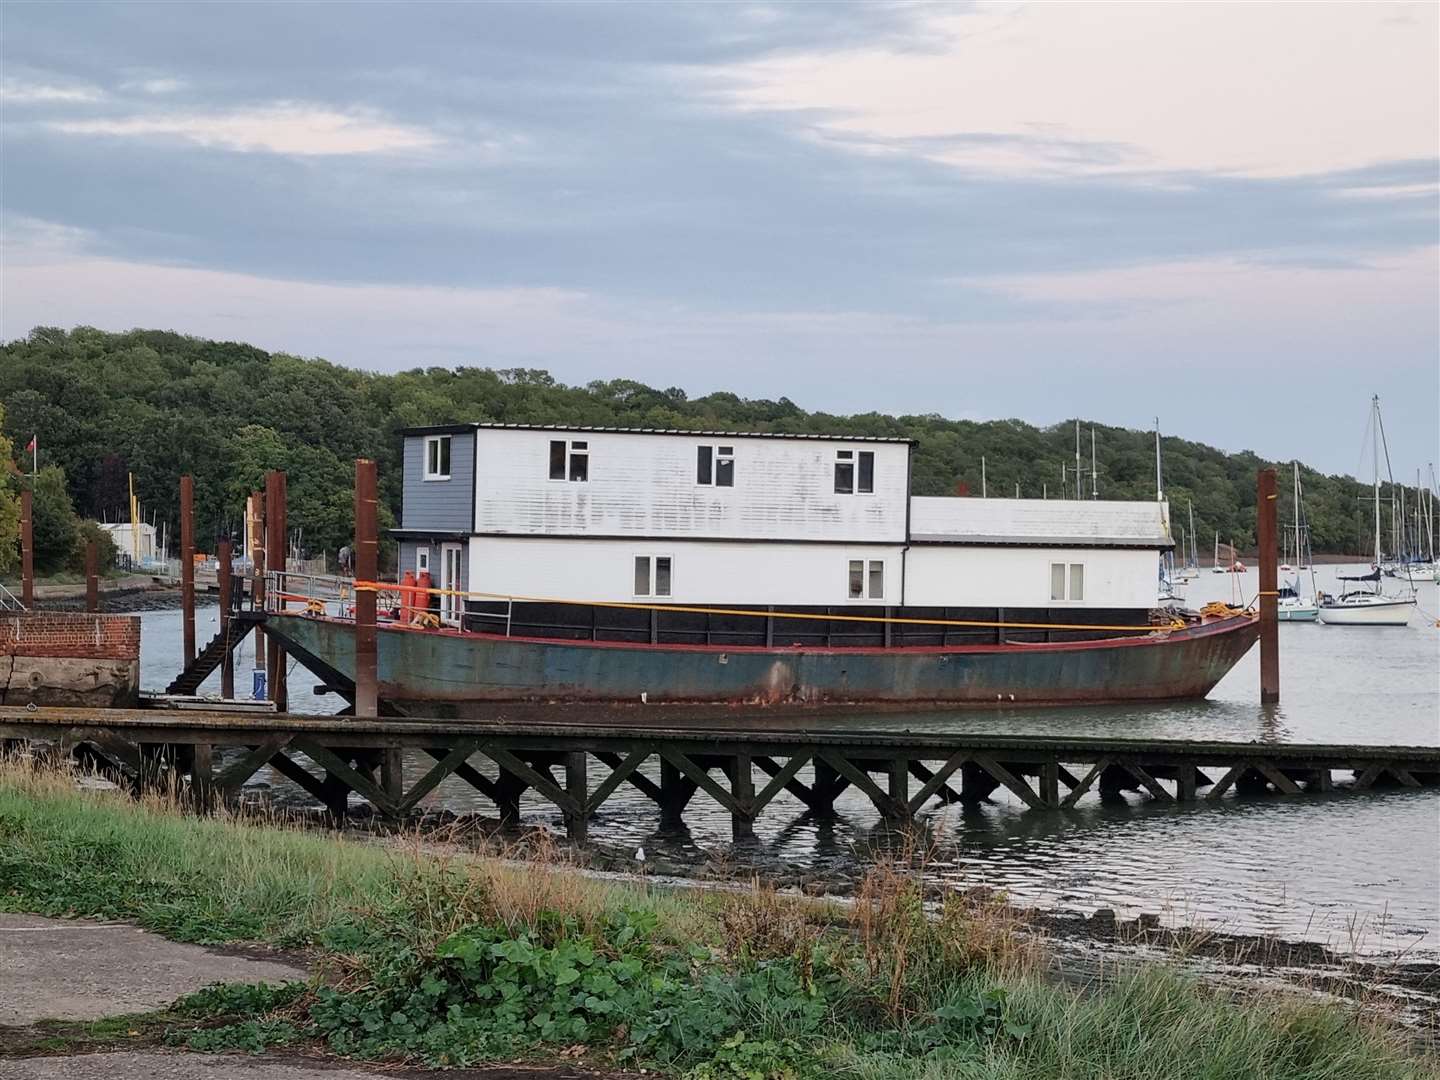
left=263, top=424, right=1258, bottom=711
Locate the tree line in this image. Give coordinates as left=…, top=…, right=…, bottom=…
left=0, top=326, right=1423, bottom=573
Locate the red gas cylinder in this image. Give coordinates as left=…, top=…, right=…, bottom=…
left=400, top=570, right=416, bottom=623
left=416, top=571, right=434, bottom=618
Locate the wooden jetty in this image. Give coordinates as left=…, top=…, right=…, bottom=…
left=3, top=706, right=1436, bottom=840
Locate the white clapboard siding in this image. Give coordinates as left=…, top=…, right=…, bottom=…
left=472, top=429, right=909, bottom=543
left=905, top=546, right=1160, bottom=609
left=468, top=536, right=903, bottom=606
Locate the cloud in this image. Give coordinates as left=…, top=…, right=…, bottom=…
left=50, top=103, right=441, bottom=156
left=121, top=76, right=186, bottom=94
left=1, top=77, right=104, bottom=103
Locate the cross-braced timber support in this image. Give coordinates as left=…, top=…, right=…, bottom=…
left=2, top=707, right=1436, bottom=836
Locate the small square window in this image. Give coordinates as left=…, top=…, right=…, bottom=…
left=634, top=556, right=651, bottom=597
left=848, top=559, right=864, bottom=599
left=424, top=435, right=452, bottom=480
left=835, top=460, right=854, bottom=494
left=1050, top=563, right=1066, bottom=602
left=868, top=560, right=884, bottom=600
left=1069, top=564, right=1085, bottom=602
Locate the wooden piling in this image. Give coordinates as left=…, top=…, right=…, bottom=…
left=180, top=474, right=196, bottom=666
left=20, top=489, right=33, bottom=608
left=265, top=471, right=288, bottom=711
left=354, top=459, right=379, bottom=718
left=84, top=540, right=99, bottom=612
left=1257, top=468, right=1279, bottom=704
left=250, top=490, right=266, bottom=697
left=218, top=539, right=234, bottom=699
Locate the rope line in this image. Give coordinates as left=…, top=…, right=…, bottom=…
left=277, top=579, right=1190, bottom=634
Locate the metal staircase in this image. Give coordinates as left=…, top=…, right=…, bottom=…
left=164, top=619, right=248, bottom=695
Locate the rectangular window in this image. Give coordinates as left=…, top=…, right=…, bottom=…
left=1069, top=563, right=1084, bottom=602
left=550, top=439, right=589, bottom=482
left=868, top=560, right=884, bottom=600
left=848, top=559, right=864, bottom=599
left=715, top=446, right=734, bottom=487
left=835, top=450, right=854, bottom=494
left=416, top=548, right=430, bottom=574
left=697, top=445, right=735, bottom=487
left=634, top=555, right=672, bottom=597
left=1050, top=563, right=1066, bottom=602
left=858, top=451, right=874, bottom=494
left=424, top=435, right=452, bottom=480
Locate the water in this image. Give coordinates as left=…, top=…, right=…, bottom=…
left=139, top=566, right=1440, bottom=957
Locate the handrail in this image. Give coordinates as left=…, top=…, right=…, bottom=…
left=0, top=582, right=26, bottom=613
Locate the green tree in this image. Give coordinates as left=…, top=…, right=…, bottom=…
left=28, top=465, right=81, bottom=575
left=0, top=404, right=19, bottom=576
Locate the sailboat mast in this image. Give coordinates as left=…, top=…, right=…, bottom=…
left=1074, top=420, right=1081, bottom=500
left=1372, top=395, right=1381, bottom=566
left=1153, top=419, right=1163, bottom=502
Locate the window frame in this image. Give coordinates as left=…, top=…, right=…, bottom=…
left=835, top=450, right=855, bottom=495
left=1050, top=561, right=1086, bottom=602
left=423, top=435, right=452, bottom=481
left=633, top=553, right=674, bottom=598
left=548, top=438, right=590, bottom=483
left=416, top=547, right=430, bottom=575
left=835, top=448, right=875, bottom=495
left=696, top=444, right=736, bottom=488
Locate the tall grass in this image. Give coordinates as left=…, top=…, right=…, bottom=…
left=0, top=757, right=1430, bottom=1079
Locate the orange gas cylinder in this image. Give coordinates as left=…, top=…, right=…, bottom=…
left=400, top=570, right=416, bottom=623
left=416, top=571, right=434, bottom=619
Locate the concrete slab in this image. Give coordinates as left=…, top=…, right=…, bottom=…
left=0, top=915, right=308, bottom=1025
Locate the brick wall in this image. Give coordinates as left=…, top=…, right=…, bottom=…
left=0, top=613, right=142, bottom=661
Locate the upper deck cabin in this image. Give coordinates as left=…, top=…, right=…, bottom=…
left=398, top=423, right=913, bottom=544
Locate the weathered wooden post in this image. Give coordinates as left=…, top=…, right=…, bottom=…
left=1257, top=468, right=1279, bottom=704
left=265, top=470, right=287, bottom=711
left=250, top=489, right=266, bottom=699
left=218, top=538, right=234, bottom=699
left=180, top=474, right=196, bottom=666
left=354, top=458, right=379, bottom=718
left=84, top=541, right=99, bottom=612
left=20, top=489, right=33, bottom=608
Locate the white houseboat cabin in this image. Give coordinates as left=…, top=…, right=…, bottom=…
left=394, top=423, right=1173, bottom=646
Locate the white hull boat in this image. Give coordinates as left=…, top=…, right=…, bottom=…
left=1317, top=595, right=1414, bottom=626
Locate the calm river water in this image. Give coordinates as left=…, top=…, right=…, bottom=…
left=139, top=564, right=1440, bottom=959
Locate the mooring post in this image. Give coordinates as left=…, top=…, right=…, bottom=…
left=265, top=470, right=288, bottom=711
left=565, top=751, right=589, bottom=841
left=218, top=539, right=235, bottom=699
left=250, top=490, right=266, bottom=699
left=354, top=458, right=379, bottom=718
left=20, top=489, right=33, bottom=609
left=84, top=540, right=99, bottom=612
left=730, top=752, right=755, bottom=840
left=1257, top=468, right=1279, bottom=704
left=180, top=474, right=196, bottom=666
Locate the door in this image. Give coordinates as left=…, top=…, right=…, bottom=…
left=440, top=543, right=463, bottom=624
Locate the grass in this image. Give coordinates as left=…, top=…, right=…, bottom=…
left=1, top=757, right=1432, bottom=1079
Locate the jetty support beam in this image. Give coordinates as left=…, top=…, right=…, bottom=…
left=1258, top=467, right=1279, bottom=704
left=353, top=459, right=379, bottom=718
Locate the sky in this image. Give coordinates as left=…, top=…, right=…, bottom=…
left=2, top=1, right=1437, bottom=477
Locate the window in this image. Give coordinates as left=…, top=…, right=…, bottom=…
left=1051, top=562, right=1085, bottom=602
left=835, top=449, right=875, bottom=494
left=549, top=439, right=589, bottom=482
left=634, top=555, right=672, bottom=597
left=697, top=445, right=735, bottom=487
left=848, top=559, right=884, bottom=600
left=424, top=435, right=451, bottom=480
left=416, top=547, right=430, bottom=574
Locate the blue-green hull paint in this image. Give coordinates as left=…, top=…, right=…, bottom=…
left=264, top=614, right=1259, bottom=710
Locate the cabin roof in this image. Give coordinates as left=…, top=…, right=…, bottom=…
left=909, top=497, right=1173, bottom=549
left=400, top=422, right=913, bottom=444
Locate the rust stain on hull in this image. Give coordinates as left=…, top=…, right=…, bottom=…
left=265, top=614, right=1259, bottom=710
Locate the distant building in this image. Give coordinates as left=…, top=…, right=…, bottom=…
left=96, top=521, right=158, bottom=566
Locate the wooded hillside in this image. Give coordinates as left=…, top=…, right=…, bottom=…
left=0, top=326, right=1410, bottom=561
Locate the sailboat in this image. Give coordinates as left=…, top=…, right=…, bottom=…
left=1211, top=532, right=1226, bottom=574
left=1277, top=464, right=1318, bottom=621
left=1318, top=396, right=1415, bottom=626
left=1226, top=538, right=1246, bottom=573
left=1175, top=503, right=1200, bottom=580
